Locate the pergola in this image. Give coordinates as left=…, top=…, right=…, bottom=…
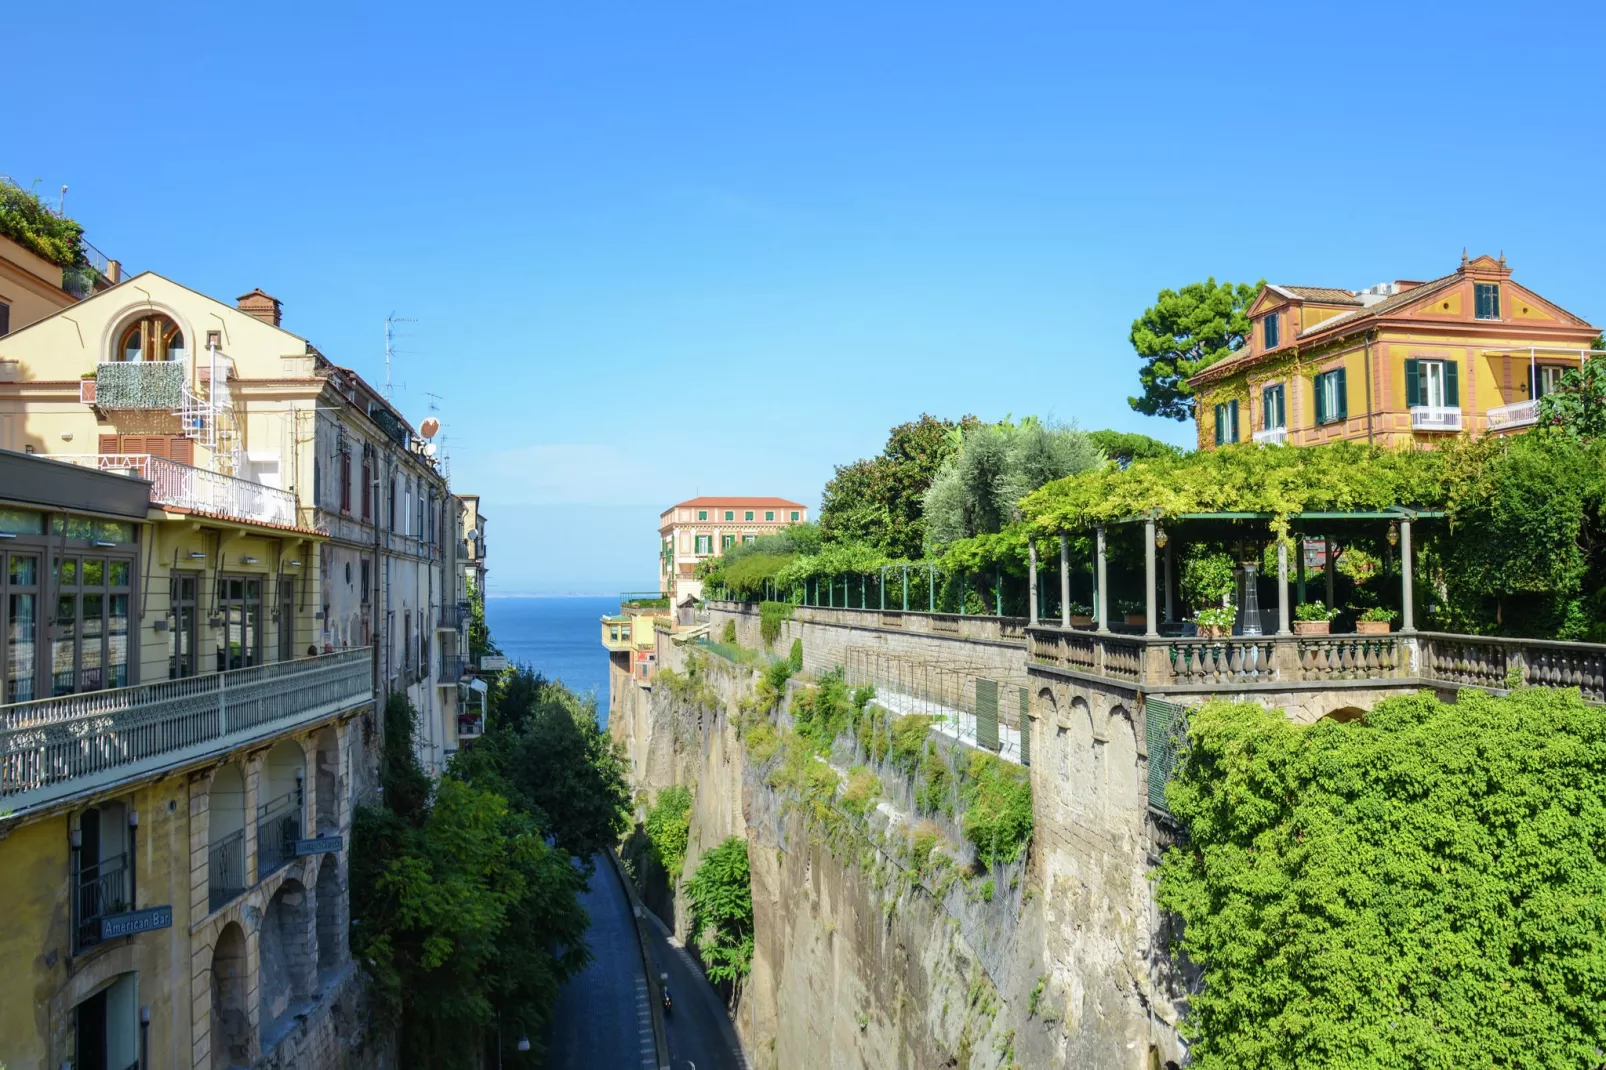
left=1027, top=508, right=1444, bottom=636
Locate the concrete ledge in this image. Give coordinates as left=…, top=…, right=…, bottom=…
left=604, top=848, right=670, bottom=1070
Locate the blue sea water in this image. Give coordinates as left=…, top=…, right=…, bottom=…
left=484, top=596, right=616, bottom=723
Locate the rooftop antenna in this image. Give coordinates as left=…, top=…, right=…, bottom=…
left=58, top=185, right=67, bottom=215
left=383, top=313, right=416, bottom=402
left=424, top=391, right=442, bottom=412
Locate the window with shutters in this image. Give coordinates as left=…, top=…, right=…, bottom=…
left=361, top=455, right=372, bottom=521
left=1474, top=283, right=1501, bottom=320
left=98, top=434, right=193, bottom=465
left=1261, top=384, right=1286, bottom=430
left=1212, top=400, right=1239, bottom=445
left=695, top=534, right=712, bottom=554
left=1263, top=312, right=1280, bottom=350
left=1314, top=369, right=1348, bottom=425
left=115, top=315, right=185, bottom=362
left=339, top=452, right=351, bottom=514
left=1404, top=359, right=1458, bottom=410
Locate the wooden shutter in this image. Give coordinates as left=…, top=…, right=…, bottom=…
left=1214, top=404, right=1224, bottom=446
left=1335, top=368, right=1348, bottom=420
left=340, top=452, right=352, bottom=513
left=1404, top=359, right=1420, bottom=408
left=99, top=434, right=119, bottom=455
left=169, top=436, right=193, bottom=465
left=1444, top=361, right=1459, bottom=407
left=1228, top=400, right=1239, bottom=441
left=1314, top=375, right=1327, bottom=424
left=142, top=436, right=171, bottom=460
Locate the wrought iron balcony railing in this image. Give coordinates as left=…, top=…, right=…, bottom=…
left=56, top=453, right=298, bottom=528
left=0, top=648, right=372, bottom=818
left=1410, top=405, right=1463, bottom=432
left=256, top=790, right=304, bottom=879
left=74, top=848, right=132, bottom=953
left=1487, top=399, right=1540, bottom=431
left=209, top=828, right=247, bottom=912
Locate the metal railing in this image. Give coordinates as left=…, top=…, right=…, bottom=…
left=256, top=791, right=303, bottom=879
left=56, top=453, right=297, bottom=528
left=209, top=828, right=247, bottom=912
left=1252, top=427, right=1288, bottom=445
left=438, top=653, right=466, bottom=683
left=436, top=602, right=470, bottom=631
left=1487, top=399, right=1540, bottom=430
left=1410, top=405, right=1463, bottom=431
left=74, top=849, right=132, bottom=952
left=0, top=648, right=371, bottom=817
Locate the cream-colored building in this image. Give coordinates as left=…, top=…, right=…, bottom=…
left=659, top=495, right=808, bottom=604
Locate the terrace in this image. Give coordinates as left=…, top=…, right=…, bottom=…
left=56, top=453, right=299, bottom=528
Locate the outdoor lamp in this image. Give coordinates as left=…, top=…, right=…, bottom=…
left=1154, top=525, right=1168, bottom=549
left=517, top=1038, right=531, bottom=1052
left=127, top=809, right=138, bottom=829
left=189, top=551, right=207, bottom=560
left=1387, top=521, right=1400, bottom=547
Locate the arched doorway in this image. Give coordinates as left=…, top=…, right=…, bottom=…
left=257, top=741, right=305, bottom=877
left=259, top=879, right=315, bottom=1045
left=315, top=856, right=343, bottom=974
left=209, top=764, right=247, bottom=911
left=211, top=922, right=250, bottom=1070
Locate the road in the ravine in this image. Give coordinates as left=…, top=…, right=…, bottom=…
left=643, top=909, right=749, bottom=1070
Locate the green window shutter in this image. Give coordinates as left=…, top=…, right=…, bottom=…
left=1405, top=359, right=1420, bottom=408
left=1314, top=374, right=1327, bottom=424
left=1228, top=400, right=1239, bottom=441
left=1214, top=404, right=1224, bottom=446
left=1445, top=361, right=1459, bottom=406
left=1336, top=367, right=1348, bottom=420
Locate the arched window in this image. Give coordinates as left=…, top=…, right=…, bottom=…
left=116, top=315, right=184, bottom=363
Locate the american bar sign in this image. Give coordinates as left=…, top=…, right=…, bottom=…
left=294, top=836, right=343, bottom=857
left=101, top=905, right=173, bottom=940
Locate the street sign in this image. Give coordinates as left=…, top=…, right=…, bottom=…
left=480, top=655, right=508, bottom=671
left=101, top=905, right=173, bottom=940
left=293, top=836, right=343, bottom=857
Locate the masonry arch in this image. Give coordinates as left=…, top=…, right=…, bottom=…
left=257, top=741, right=305, bottom=877
left=1323, top=706, right=1367, bottom=724
left=99, top=300, right=198, bottom=367
left=315, top=855, right=344, bottom=974
left=1103, top=703, right=1140, bottom=814
left=208, top=763, right=247, bottom=911
left=210, top=922, right=250, bottom=1070
left=1067, top=696, right=1097, bottom=812
left=259, top=878, right=316, bottom=1046
left=312, top=726, right=340, bottom=836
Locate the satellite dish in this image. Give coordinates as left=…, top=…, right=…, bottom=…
left=423, top=442, right=437, bottom=457
left=420, top=417, right=440, bottom=438
left=466, top=529, right=478, bottom=541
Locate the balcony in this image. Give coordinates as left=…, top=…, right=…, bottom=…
left=74, top=848, right=133, bottom=953
left=209, top=828, right=247, bottom=912
left=602, top=616, right=633, bottom=652
left=1487, top=399, right=1539, bottom=431
left=436, top=602, right=471, bottom=631
left=437, top=653, right=467, bottom=685
left=1410, top=405, right=1463, bottom=432
left=91, top=361, right=185, bottom=409
left=457, top=714, right=484, bottom=741
left=58, top=454, right=298, bottom=528
left=0, top=649, right=371, bottom=819
left=1252, top=427, right=1287, bottom=445
left=256, top=789, right=303, bottom=879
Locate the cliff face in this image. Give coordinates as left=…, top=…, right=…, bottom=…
left=612, top=614, right=1187, bottom=1070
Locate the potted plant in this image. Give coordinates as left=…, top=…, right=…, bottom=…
left=1117, top=598, right=1146, bottom=627
left=1194, top=604, right=1236, bottom=639
left=1293, top=600, right=1340, bottom=636
left=1067, top=602, right=1094, bottom=627
left=1356, top=606, right=1398, bottom=634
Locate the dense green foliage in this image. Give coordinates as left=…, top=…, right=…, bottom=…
left=721, top=618, right=737, bottom=644
left=1128, top=278, right=1265, bottom=420
left=959, top=752, right=1033, bottom=867
left=351, top=693, right=590, bottom=1068
left=819, top=414, right=974, bottom=558
left=1158, top=691, right=1606, bottom=1069
left=686, top=837, right=756, bottom=985
left=922, top=417, right=1103, bottom=554
left=788, top=668, right=875, bottom=753
left=696, top=523, right=821, bottom=596
left=788, top=638, right=803, bottom=672
left=1086, top=429, right=1184, bottom=468
left=0, top=179, right=87, bottom=267
left=759, top=600, right=793, bottom=646
left=1537, top=343, right=1606, bottom=440
left=644, top=785, right=694, bottom=882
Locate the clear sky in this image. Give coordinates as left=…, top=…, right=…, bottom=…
left=9, top=2, right=1604, bottom=593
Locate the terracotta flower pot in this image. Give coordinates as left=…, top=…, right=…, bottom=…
left=1293, top=620, right=1331, bottom=636
left=1197, top=624, right=1229, bottom=640
left=1070, top=615, right=1094, bottom=627
left=1356, top=619, right=1392, bottom=635
left=1124, top=613, right=1147, bottom=627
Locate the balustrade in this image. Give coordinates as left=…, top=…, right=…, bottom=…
left=1165, top=637, right=1279, bottom=685
left=1295, top=636, right=1406, bottom=681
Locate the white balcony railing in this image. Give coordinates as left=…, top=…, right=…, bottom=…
left=1252, top=427, right=1287, bottom=445
left=57, top=454, right=297, bottom=528
left=0, top=649, right=372, bottom=818
left=1410, top=405, right=1463, bottom=432
left=1487, top=399, right=1539, bottom=431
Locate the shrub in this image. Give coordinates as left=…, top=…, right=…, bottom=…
left=759, top=600, right=793, bottom=646
left=721, top=618, right=737, bottom=644
left=644, top=786, right=693, bottom=882
left=788, top=638, right=804, bottom=672
left=0, top=179, right=86, bottom=267
left=1358, top=605, right=1399, bottom=622
left=686, top=836, right=755, bottom=985
left=888, top=714, right=936, bottom=775
left=960, top=752, right=1033, bottom=867
left=1293, top=600, right=1340, bottom=622
left=840, top=766, right=882, bottom=818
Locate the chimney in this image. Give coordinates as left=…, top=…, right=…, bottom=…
left=236, top=288, right=283, bottom=327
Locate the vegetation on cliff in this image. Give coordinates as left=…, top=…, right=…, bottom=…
left=686, top=836, right=756, bottom=986
left=1157, top=689, right=1606, bottom=1069
left=644, top=785, right=694, bottom=882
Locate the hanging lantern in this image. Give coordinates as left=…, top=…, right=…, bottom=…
left=1386, top=520, right=1400, bottom=547
left=1154, top=525, right=1169, bottom=549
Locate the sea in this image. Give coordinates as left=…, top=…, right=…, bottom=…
left=484, top=596, right=617, bottom=725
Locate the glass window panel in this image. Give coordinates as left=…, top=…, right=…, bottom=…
left=10, top=554, right=37, bottom=586
left=108, top=560, right=130, bottom=587
left=81, top=559, right=105, bottom=587
left=49, top=516, right=96, bottom=540
left=58, top=559, right=77, bottom=586
left=122, top=328, right=142, bottom=362
left=0, top=508, right=44, bottom=536
left=7, top=591, right=36, bottom=703
left=92, top=521, right=135, bottom=544
left=107, top=595, right=129, bottom=688
left=244, top=603, right=259, bottom=668
left=52, top=595, right=77, bottom=696
left=166, top=331, right=185, bottom=362
left=80, top=594, right=104, bottom=691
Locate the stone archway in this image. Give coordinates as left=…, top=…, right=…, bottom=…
left=315, top=855, right=344, bottom=974
left=1324, top=706, right=1367, bottom=724
left=259, top=878, right=316, bottom=1046
left=211, top=922, right=250, bottom=1070
left=208, top=763, right=247, bottom=911
left=311, top=727, right=340, bottom=836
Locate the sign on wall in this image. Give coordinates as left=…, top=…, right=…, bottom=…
left=101, top=905, right=173, bottom=941
left=479, top=655, right=508, bottom=671
left=293, top=836, right=344, bottom=856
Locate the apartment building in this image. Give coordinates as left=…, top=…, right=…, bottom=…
left=0, top=447, right=376, bottom=1069
left=658, top=495, right=808, bottom=604
left=0, top=178, right=122, bottom=338
left=1189, top=253, right=1600, bottom=449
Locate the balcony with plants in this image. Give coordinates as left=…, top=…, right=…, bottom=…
left=0, top=177, right=120, bottom=298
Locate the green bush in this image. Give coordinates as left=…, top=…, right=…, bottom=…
left=0, top=179, right=86, bottom=267
left=759, top=600, right=793, bottom=646
left=888, top=714, right=937, bottom=775
left=1293, top=600, right=1339, bottom=622
left=960, top=752, right=1033, bottom=867
left=1158, top=691, right=1606, bottom=1069
left=644, top=786, right=693, bottom=882
left=686, top=836, right=755, bottom=985
left=788, top=638, right=803, bottom=672
left=721, top=618, right=737, bottom=644
left=840, top=766, right=882, bottom=818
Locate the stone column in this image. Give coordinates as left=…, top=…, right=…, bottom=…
left=1028, top=539, right=1039, bottom=626
left=1059, top=535, right=1070, bottom=627
left=1163, top=539, right=1175, bottom=624
left=1095, top=525, right=1108, bottom=633
left=1144, top=519, right=1158, bottom=637
left=1277, top=539, right=1291, bottom=635
left=1325, top=538, right=1336, bottom=607
left=1400, top=519, right=1415, bottom=632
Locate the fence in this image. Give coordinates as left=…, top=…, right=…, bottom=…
left=256, top=791, right=303, bottom=878
left=209, top=829, right=247, bottom=911
left=840, top=648, right=1029, bottom=765
left=1144, top=698, right=1188, bottom=813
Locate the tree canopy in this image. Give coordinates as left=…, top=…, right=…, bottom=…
left=1158, top=689, right=1606, bottom=1070
left=1128, top=278, right=1264, bottom=420
left=819, top=414, right=974, bottom=558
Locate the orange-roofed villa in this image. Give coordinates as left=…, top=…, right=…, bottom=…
left=659, top=495, right=808, bottom=604
left=1188, top=253, right=1601, bottom=450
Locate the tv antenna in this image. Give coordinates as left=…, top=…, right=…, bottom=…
left=424, top=391, right=442, bottom=413
left=383, top=313, right=416, bottom=401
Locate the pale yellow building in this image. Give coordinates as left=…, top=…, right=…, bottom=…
left=658, top=495, right=809, bottom=605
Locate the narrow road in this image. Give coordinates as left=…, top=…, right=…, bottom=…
left=644, top=910, right=749, bottom=1070
left=545, top=856, right=658, bottom=1069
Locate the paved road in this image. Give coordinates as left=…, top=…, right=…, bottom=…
left=644, top=910, right=749, bottom=1070
left=546, top=857, right=658, bottom=1069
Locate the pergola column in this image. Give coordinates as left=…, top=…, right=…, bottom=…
left=1095, top=525, right=1108, bottom=633
left=1163, top=539, right=1175, bottom=624
left=1400, top=518, right=1415, bottom=632
left=1028, top=539, right=1039, bottom=626
left=1059, top=535, right=1071, bottom=627
left=1277, top=540, right=1291, bottom=635
left=1144, top=519, right=1158, bottom=637
left=1324, top=538, right=1336, bottom=607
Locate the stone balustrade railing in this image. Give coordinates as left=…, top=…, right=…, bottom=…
left=1, top=648, right=372, bottom=817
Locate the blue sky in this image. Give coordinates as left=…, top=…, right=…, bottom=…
left=9, top=2, right=1604, bottom=593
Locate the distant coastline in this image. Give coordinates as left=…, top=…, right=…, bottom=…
left=487, top=591, right=655, bottom=599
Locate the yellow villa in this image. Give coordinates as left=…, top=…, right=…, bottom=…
left=1188, top=253, right=1600, bottom=449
